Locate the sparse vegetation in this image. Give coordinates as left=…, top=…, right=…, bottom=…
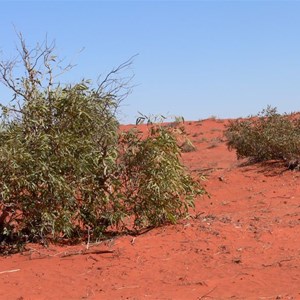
left=180, top=138, right=197, bottom=153
left=208, top=137, right=224, bottom=148
left=197, top=137, right=208, bottom=143
left=225, top=106, right=300, bottom=169
left=208, top=115, right=218, bottom=120
left=174, top=116, right=185, bottom=124
left=118, top=120, right=205, bottom=229
left=0, top=35, right=205, bottom=253
left=168, top=115, right=185, bottom=128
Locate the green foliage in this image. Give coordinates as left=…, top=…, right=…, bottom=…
left=118, top=122, right=205, bottom=229
left=0, top=82, right=120, bottom=246
left=0, top=36, right=205, bottom=252
left=225, top=106, right=300, bottom=164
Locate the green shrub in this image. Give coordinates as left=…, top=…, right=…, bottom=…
left=0, top=35, right=205, bottom=252
left=225, top=106, right=300, bottom=165
left=0, top=80, right=120, bottom=247
left=118, top=122, right=205, bottom=229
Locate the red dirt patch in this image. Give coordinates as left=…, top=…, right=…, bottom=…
left=0, top=119, right=299, bottom=299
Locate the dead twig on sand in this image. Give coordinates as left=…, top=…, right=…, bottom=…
left=115, top=285, right=140, bottom=290
left=61, top=249, right=114, bottom=258
left=0, top=269, right=20, bottom=275
left=198, top=286, right=218, bottom=299
left=262, top=257, right=294, bottom=268
left=25, top=246, right=114, bottom=259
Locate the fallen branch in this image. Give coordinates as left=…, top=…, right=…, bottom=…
left=115, top=285, right=139, bottom=290
left=61, top=249, right=114, bottom=258
left=262, top=257, right=294, bottom=268
left=25, top=245, right=114, bottom=259
left=0, top=269, right=20, bottom=275
left=198, top=286, right=217, bottom=299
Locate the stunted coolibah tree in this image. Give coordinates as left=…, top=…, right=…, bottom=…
left=0, top=34, right=205, bottom=253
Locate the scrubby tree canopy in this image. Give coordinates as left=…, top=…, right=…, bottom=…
left=0, top=35, right=205, bottom=253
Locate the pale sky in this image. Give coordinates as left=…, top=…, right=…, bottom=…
left=1, top=1, right=300, bottom=123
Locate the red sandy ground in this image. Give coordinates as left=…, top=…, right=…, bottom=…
left=0, top=119, right=299, bottom=300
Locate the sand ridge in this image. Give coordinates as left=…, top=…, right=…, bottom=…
left=0, top=119, right=299, bottom=299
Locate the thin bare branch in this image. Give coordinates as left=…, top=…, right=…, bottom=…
left=97, top=54, right=138, bottom=103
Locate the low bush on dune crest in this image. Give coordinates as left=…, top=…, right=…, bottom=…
left=118, top=118, right=205, bottom=229
left=225, top=106, right=300, bottom=169
left=0, top=35, right=206, bottom=254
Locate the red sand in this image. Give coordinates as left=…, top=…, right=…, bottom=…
left=0, top=119, right=299, bottom=300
